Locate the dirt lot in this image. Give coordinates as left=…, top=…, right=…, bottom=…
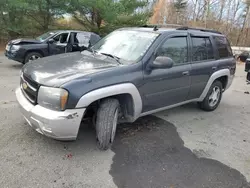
left=0, top=54, right=250, bottom=188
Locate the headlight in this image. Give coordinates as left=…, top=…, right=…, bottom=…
left=37, top=86, right=69, bottom=111
left=11, top=45, right=21, bottom=52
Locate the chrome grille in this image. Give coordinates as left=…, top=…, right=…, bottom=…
left=20, top=73, right=39, bottom=104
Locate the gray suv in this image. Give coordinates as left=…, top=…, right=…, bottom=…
left=16, top=26, right=236, bottom=150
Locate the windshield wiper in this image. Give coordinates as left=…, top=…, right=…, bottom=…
left=100, top=52, right=122, bottom=65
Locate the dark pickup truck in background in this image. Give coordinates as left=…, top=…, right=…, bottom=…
left=5, top=30, right=101, bottom=64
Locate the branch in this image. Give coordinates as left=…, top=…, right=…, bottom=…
left=73, top=14, right=93, bottom=30
left=26, top=12, right=45, bottom=29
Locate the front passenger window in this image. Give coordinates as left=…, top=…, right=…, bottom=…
left=53, top=33, right=69, bottom=44
left=157, top=37, right=188, bottom=65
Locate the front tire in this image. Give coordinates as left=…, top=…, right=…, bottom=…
left=95, top=98, right=120, bottom=150
left=199, top=81, right=223, bottom=111
left=24, top=52, right=43, bottom=64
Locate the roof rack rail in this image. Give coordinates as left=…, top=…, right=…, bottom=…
left=141, top=24, right=222, bottom=34
left=141, top=24, right=183, bottom=31
left=176, top=26, right=222, bottom=34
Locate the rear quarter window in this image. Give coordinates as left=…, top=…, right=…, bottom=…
left=214, top=36, right=233, bottom=58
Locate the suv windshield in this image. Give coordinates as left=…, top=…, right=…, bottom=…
left=91, top=30, right=159, bottom=62
left=36, top=31, right=57, bottom=41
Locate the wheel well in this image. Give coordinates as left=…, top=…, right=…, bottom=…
left=216, top=76, right=228, bottom=90
left=24, top=50, right=44, bottom=59
left=84, top=94, right=135, bottom=122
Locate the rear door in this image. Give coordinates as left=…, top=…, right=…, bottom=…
left=188, top=35, right=217, bottom=99
left=71, top=32, right=91, bottom=52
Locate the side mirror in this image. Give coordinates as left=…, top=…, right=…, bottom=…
left=150, top=56, right=174, bottom=69
left=47, top=38, right=55, bottom=44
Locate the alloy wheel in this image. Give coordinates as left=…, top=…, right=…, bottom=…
left=29, top=55, right=40, bottom=62
left=208, top=86, right=221, bottom=107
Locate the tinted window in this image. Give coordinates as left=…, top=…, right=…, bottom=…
left=192, top=37, right=214, bottom=61
left=157, top=37, right=188, bottom=65
left=214, top=36, right=233, bottom=58
left=53, top=33, right=69, bottom=44
left=206, top=38, right=214, bottom=59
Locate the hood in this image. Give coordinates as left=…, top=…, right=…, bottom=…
left=10, top=38, right=42, bottom=45
left=22, top=52, right=119, bottom=87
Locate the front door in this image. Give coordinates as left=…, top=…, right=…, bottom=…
left=141, top=35, right=192, bottom=112
left=49, top=32, right=70, bottom=55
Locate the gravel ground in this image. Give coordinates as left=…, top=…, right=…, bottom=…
left=0, top=55, right=116, bottom=188
left=111, top=116, right=249, bottom=188
left=156, top=63, right=250, bottom=181
left=0, top=54, right=250, bottom=188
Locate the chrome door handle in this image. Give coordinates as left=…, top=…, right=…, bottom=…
left=182, top=71, right=189, bottom=76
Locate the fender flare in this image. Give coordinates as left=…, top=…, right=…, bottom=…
left=75, top=83, right=142, bottom=121
left=198, top=69, right=230, bottom=101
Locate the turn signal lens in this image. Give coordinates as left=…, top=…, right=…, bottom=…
left=60, top=90, right=69, bottom=111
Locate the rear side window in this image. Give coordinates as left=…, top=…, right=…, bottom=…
left=214, top=36, right=233, bottom=58
left=192, top=37, right=214, bottom=62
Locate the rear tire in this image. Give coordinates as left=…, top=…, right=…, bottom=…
left=24, top=52, right=43, bottom=64
left=199, top=81, right=223, bottom=111
left=95, top=98, right=120, bottom=150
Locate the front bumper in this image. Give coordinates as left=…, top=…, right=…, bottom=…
left=5, top=50, right=24, bottom=63
left=16, top=87, right=86, bottom=140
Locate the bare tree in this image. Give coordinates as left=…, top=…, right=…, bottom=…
left=236, top=0, right=250, bottom=45
left=149, top=0, right=250, bottom=46
left=218, top=0, right=226, bottom=22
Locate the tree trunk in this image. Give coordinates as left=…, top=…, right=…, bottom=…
left=204, top=0, right=210, bottom=28
left=192, top=0, right=198, bottom=21
left=236, top=6, right=249, bottom=46
left=176, top=11, right=180, bottom=24
left=233, top=0, right=240, bottom=23
left=225, top=0, right=232, bottom=33
left=245, top=28, right=249, bottom=46
left=43, top=0, right=51, bottom=31
left=95, top=10, right=102, bottom=30
left=218, top=0, right=225, bottom=22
